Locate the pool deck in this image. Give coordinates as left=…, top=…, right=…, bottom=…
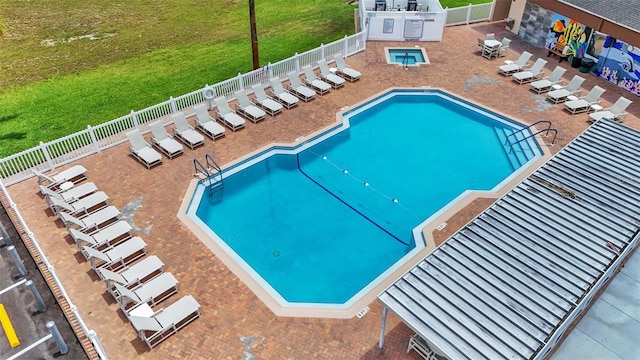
left=4, top=22, right=640, bottom=359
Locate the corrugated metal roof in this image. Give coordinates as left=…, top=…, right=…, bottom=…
left=378, top=119, right=640, bottom=360
left=560, top=0, right=640, bottom=33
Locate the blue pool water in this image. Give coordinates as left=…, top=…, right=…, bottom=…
left=388, top=48, right=425, bottom=64
left=189, top=90, right=541, bottom=305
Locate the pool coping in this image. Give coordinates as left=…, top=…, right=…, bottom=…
left=177, top=87, right=553, bottom=319
left=384, top=46, right=430, bottom=66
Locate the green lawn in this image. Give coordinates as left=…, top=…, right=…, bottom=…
left=0, top=0, right=491, bottom=158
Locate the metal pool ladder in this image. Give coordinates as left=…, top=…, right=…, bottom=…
left=194, top=154, right=223, bottom=196
left=505, top=120, right=557, bottom=150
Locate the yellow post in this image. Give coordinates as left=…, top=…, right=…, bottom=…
left=0, top=303, right=20, bottom=348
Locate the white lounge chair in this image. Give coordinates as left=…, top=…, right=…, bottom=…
left=126, top=129, right=163, bottom=169
left=286, top=72, right=316, bottom=102
left=115, top=272, right=178, bottom=311
left=267, top=79, right=298, bottom=109
left=498, top=51, right=532, bottom=76
left=83, top=236, right=147, bottom=273
left=40, top=182, right=97, bottom=211
left=234, top=90, right=266, bottom=123
left=512, top=58, right=547, bottom=84
left=193, top=104, right=226, bottom=140
left=33, top=165, right=87, bottom=192
left=59, top=205, right=121, bottom=233
left=546, top=75, right=585, bottom=104
left=49, top=191, right=109, bottom=217
left=213, top=96, right=246, bottom=131
left=588, top=97, right=633, bottom=123
left=70, top=221, right=132, bottom=253
left=149, top=121, right=184, bottom=159
left=302, top=65, right=331, bottom=95
left=171, top=112, right=205, bottom=150
left=98, top=255, right=164, bottom=298
left=334, top=56, right=361, bottom=82
left=251, top=84, right=284, bottom=115
left=127, top=295, right=201, bottom=349
left=530, top=66, right=566, bottom=94
left=317, top=59, right=345, bottom=89
left=564, top=86, right=606, bottom=114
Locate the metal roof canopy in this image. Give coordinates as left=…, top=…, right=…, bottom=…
left=378, top=119, right=640, bottom=360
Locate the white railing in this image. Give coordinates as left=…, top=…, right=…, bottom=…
left=0, top=181, right=109, bottom=359
left=0, top=31, right=367, bottom=186
left=445, top=2, right=494, bottom=26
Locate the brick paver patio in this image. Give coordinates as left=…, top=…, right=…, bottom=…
left=4, top=22, right=639, bottom=359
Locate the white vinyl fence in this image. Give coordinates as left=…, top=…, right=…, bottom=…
left=445, top=2, right=494, bottom=26
left=0, top=32, right=367, bottom=185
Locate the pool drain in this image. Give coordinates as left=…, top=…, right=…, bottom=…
left=273, top=250, right=281, bottom=257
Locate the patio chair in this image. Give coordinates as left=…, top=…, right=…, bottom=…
left=476, top=38, right=484, bottom=53
left=213, top=96, right=246, bottom=131
left=149, top=121, right=184, bottom=159
left=171, top=112, right=205, bottom=150
left=82, top=236, right=147, bottom=273
left=40, top=182, right=97, bottom=210
left=97, top=255, right=164, bottom=297
left=302, top=65, right=331, bottom=95
left=49, top=191, right=109, bottom=217
left=512, top=58, right=547, bottom=84
left=234, top=89, right=267, bottom=123
left=496, top=37, right=511, bottom=57
left=530, top=66, right=566, bottom=94
left=115, top=272, right=178, bottom=311
left=193, top=104, right=226, bottom=140
left=126, top=129, right=163, bottom=169
left=334, top=56, right=361, bottom=82
left=564, top=86, right=606, bottom=114
left=317, top=59, right=345, bottom=89
left=266, top=79, right=298, bottom=109
left=127, top=295, right=201, bottom=349
left=588, top=97, right=633, bottom=123
left=546, top=75, right=585, bottom=104
left=70, top=221, right=132, bottom=253
left=252, top=83, right=285, bottom=115
left=286, top=72, right=316, bottom=102
left=59, top=205, right=121, bottom=233
left=486, top=33, right=495, bottom=40
left=33, top=165, right=87, bottom=192
left=498, top=51, right=532, bottom=76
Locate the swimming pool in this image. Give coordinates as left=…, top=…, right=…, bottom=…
left=386, top=47, right=428, bottom=66
left=184, top=89, right=542, bottom=311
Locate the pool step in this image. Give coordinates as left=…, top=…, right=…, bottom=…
left=495, top=127, right=535, bottom=170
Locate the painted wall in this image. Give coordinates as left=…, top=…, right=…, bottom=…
left=593, top=37, right=640, bottom=96
left=545, top=13, right=591, bottom=58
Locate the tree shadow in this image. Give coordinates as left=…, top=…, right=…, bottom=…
left=0, top=132, right=27, bottom=141
left=0, top=113, right=20, bottom=123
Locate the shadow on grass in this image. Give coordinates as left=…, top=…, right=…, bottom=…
left=0, top=113, right=20, bottom=123
left=0, top=132, right=26, bottom=141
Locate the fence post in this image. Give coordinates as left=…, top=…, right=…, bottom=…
left=466, top=3, right=472, bottom=25
left=87, top=329, right=109, bottom=359
left=87, top=125, right=100, bottom=153
left=344, top=35, right=349, bottom=58
left=294, top=53, right=300, bottom=73
left=170, top=96, right=177, bottom=113
left=237, top=73, right=244, bottom=92
left=267, top=62, right=273, bottom=79
left=489, top=0, right=496, bottom=21
left=320, top=43, right=325, bottom=60
left=39, top=142, right=54, bottom=170
left=130, top=110, right=139, bottom=128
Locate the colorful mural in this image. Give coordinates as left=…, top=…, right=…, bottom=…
left=593, top=37, right=640, bottom=96
left=545, top=14, right=590, bottom=59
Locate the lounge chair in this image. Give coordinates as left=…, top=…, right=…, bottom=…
left=49, top=191, right=109, bottom=217
left=149, top=121, right=184, bottom=159
left=115, top=272, right=178, bottom=311
left=334, top=56, right=361, bottom=82
left=82, top=236, right=147, bottom=273
left=546, top=75, right=585, bottom=104
left=127, top=295, right=201, bottom=349
left=40, top=182, right=97, bottom=211
left=234, top=90, right=267, bottom=123
left=213, top=96, right=246, bottom=131
left=70, top=221, right=132, bottom=253
left=302, top=65, right=331, bottom=95
left=33, top=165, right=87, bottom=192
left=171, top=112, right=205, bottom=150
left=286, top=72, right=316, bottom=102
left=530, top=66, right=566, bottom=94
left=564, top=86, right=606, bottom=114
left=317, top=59, right=345, bottom=89
left=266, top=80, right=298, bottom=109
left=588, top=97, right=633, bottom=123
left=512, top=58, right=547, bottom=84
left=59, top=206, right=121, bottom=233
left=193, top=104, right=226, bottom=140
left=126, top=129, right=163, bottom=169
left=97, top=255, right=164, bottom=298
left=498, top=51, right=532, bottom=76
left=252, top=84, right=285, bottom=115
